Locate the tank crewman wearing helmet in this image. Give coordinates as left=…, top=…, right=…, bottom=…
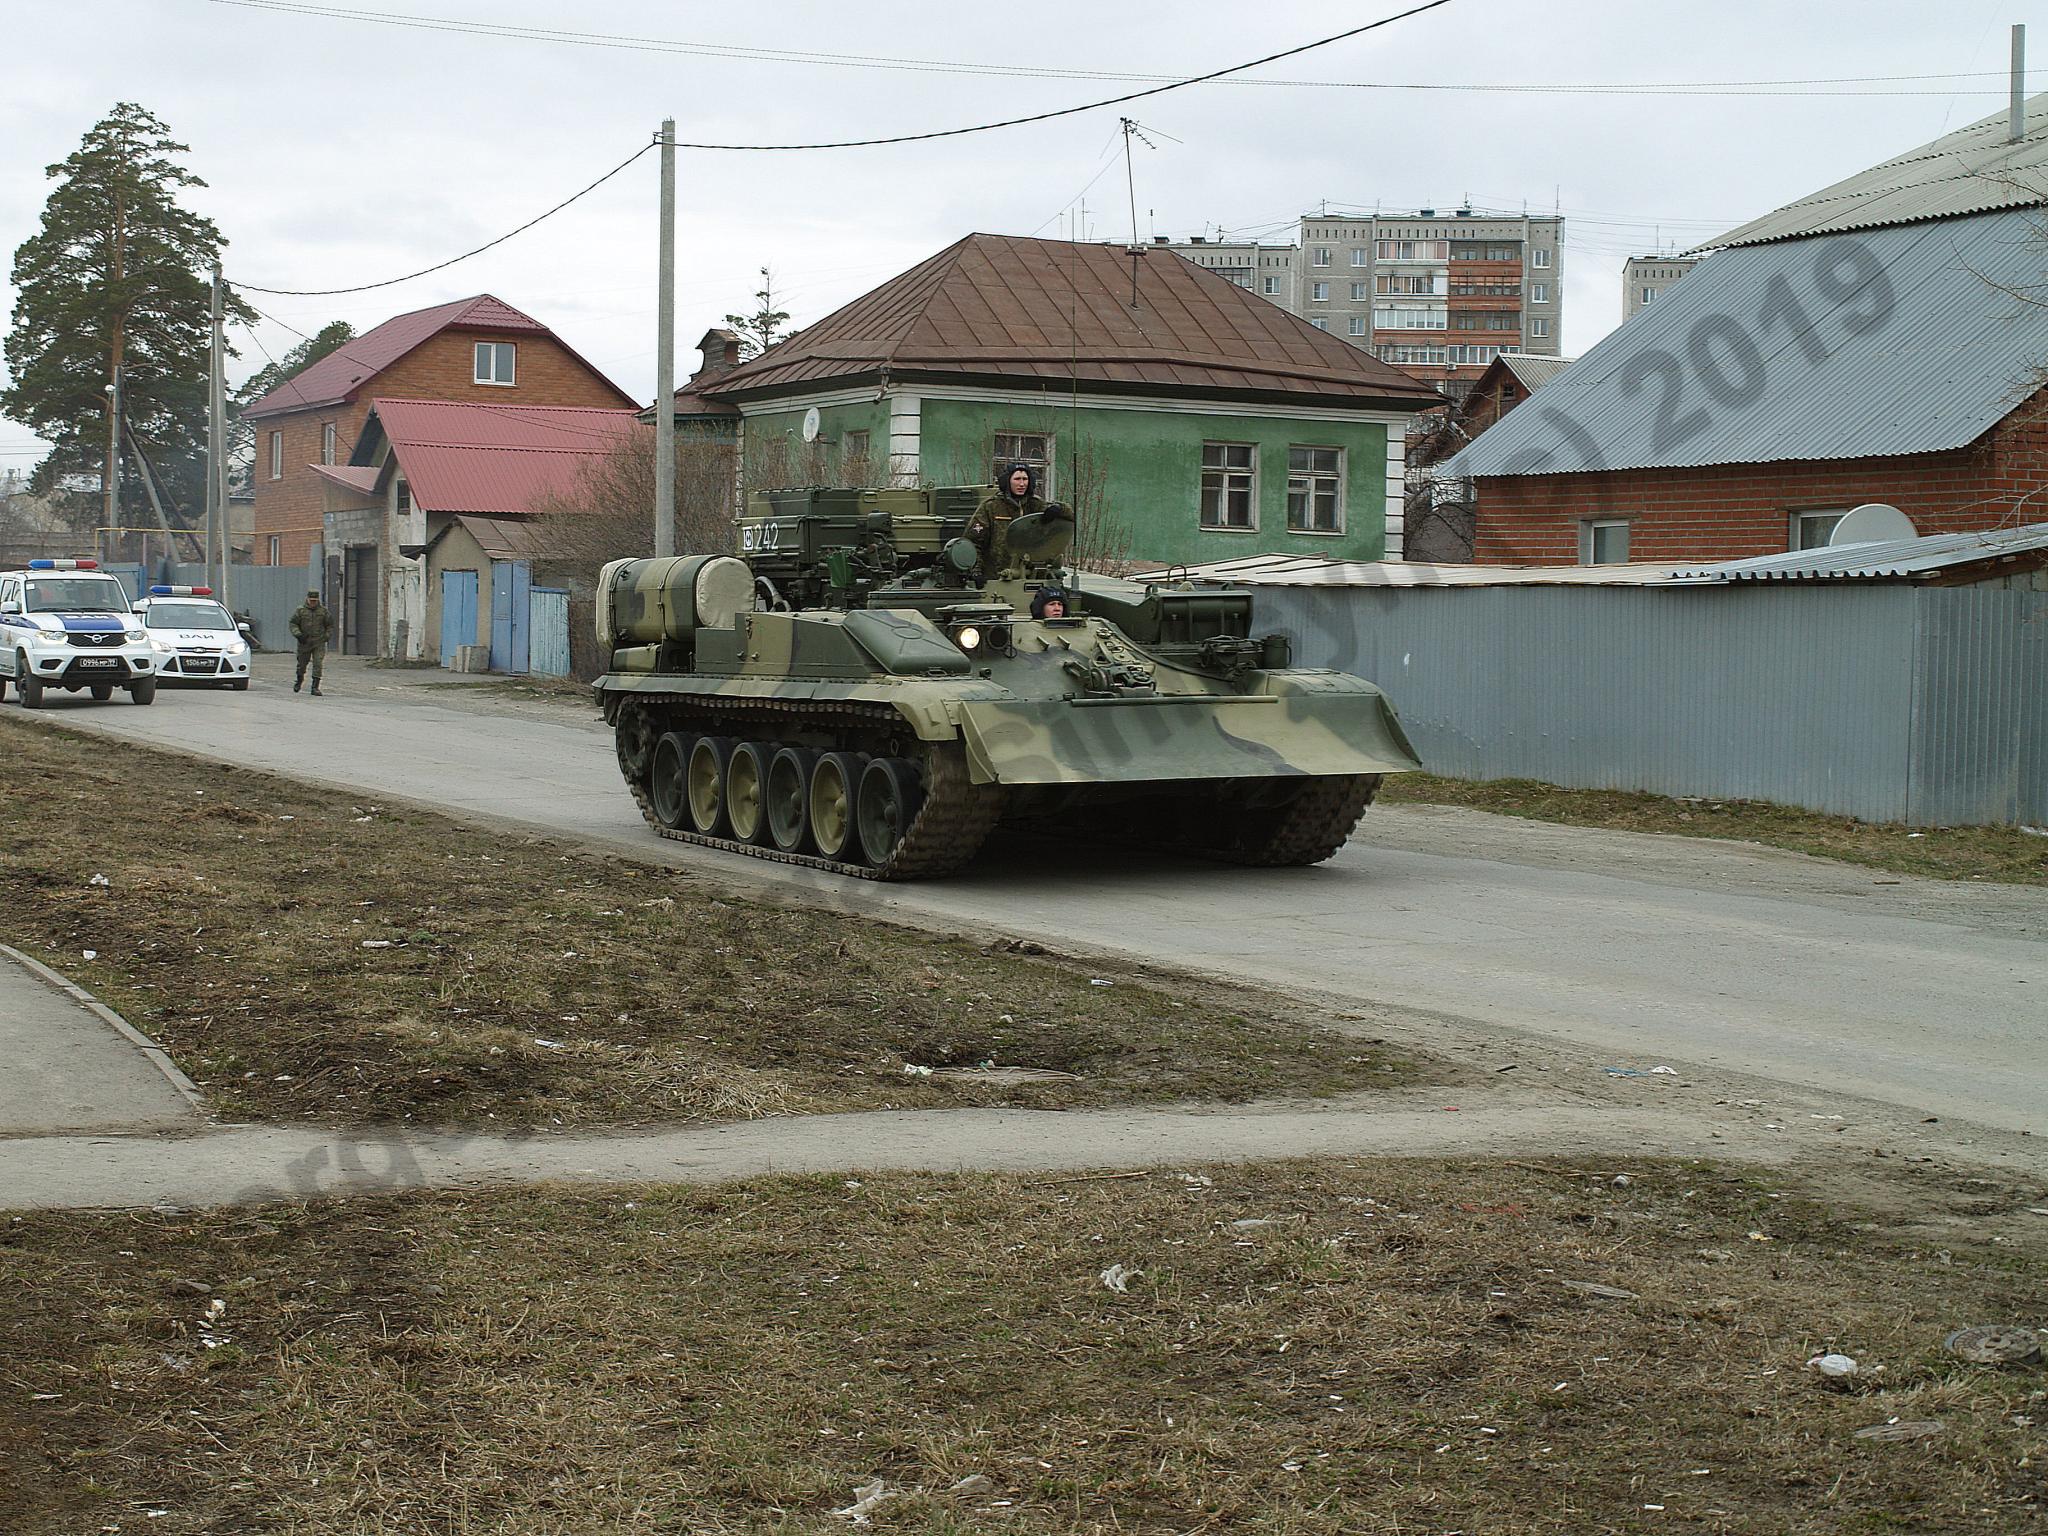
left=967, top=462, right=1046, bottom=574
left=1030, top=584, right=1069, bottom=620
left=288, top=589, right=334, bottom=695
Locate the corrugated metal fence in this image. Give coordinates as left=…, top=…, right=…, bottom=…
left=104, top=561, right=318, bottom=653
left=1252, top=582, right=2048, bottom=826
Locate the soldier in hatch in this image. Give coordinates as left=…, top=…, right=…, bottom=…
left=288, top=589, right=334, bottom=695
left=967, top=462, right=1047, bottom=574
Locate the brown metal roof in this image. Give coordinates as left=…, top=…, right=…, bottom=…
left=703, top=234, right=1442, bottom=412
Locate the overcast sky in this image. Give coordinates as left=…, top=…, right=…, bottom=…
left=3, top=0, right=2040, bottom=470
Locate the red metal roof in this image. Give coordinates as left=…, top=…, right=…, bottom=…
left=363, top=398, right=648, bottom=516
left=306, top=464, right=382, bottom=498
left=705, top=234, right=1443, bottom=411
left=242, top=295, right=632, bottom=418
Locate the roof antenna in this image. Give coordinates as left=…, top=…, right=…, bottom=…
left=1120, top=117, right=1164, bottom=308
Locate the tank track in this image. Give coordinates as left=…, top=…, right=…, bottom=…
left=612, top=694, right=1002, bottom=881
left=1194, top=772, right=1383, bottom=867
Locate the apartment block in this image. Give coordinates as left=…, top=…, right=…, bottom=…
left=1159, top=207, right=1563, bottom=393
left=1622, top=254, right=1700, bottom=320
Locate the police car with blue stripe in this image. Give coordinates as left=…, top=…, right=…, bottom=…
left=131, top=585, right=253, bottom=690
left=0, top=559, right=158, bottom=707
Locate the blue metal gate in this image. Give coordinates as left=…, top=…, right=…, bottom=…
left=489, top=558, right=531, bottom=674
left=440, top=569, right=479, bottom=667
left=529, top=586, right=570, bottom=677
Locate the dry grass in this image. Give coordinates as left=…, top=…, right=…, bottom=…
left=0, top=715, right=1423, bottom=1128
left=1382, top=773, right=2048, bottom=886
left=2, top=1158, right=2042, bottom=1534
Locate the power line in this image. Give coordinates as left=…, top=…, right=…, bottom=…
left=204, top=4, right=2012, bottom=97
left=231, top=140, right=657, bottom=295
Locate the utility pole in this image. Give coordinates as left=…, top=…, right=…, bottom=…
left=103, top=371, right=121, bottom=560
left=2011, top=24, right=2027, bottom=144
left=207, top=261, right=226, bottom=594
left=654, top=118, right=677, bottom=559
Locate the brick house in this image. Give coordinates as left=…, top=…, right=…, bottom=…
left=1448, top=97, right=2048, bottom=565
left=691, top=234, right=1441, bottom=564
left=241, top=295, right=637, bottom=569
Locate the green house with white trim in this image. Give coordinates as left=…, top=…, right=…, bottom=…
left=694, top=234, right=1442, bottom=563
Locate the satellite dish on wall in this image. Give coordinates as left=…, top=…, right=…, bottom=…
left=1829, top=503, right=1916, bottom=546
left=801, top=406, right=822, bottom=443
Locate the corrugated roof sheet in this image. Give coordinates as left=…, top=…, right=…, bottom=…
left=1665, top=520, right=2048, bottom=581
left=306, top=464, right=381, bottom=498
left=1143, top=522, right=2048, bottom=589
left=1447, top=207, right=2048, bottom=479
left=442, top=514, right=560, bottom=561
left=703, top=234, right=1442, bottom=411
left=364, top=398, right=647, bottom=516
left=1706, top=94, right=2048, bottom=249
left=1500, top=354, right=1576, bottom=390
left=242, top=295, right=633, bottom=418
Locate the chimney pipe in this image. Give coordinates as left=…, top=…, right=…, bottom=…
left=2012, top=24, right=2026, bottom=144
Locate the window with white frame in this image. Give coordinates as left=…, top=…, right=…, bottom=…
left=1351, top=248, right=1368, bottom=266
left=266, top=534, right=281, bottom=565
left=321, top=422, right=337, bottom=464
left=1309, top=317, right=1329, bottom=330
left=1529, top=282, right=1549, bottom=303
left=1311, top=281, right=1330, bottom=302
left=1311, top=246, right=1331, bottom=267
left=1287, top=447, right=1344, bottom=533
left=1641, top=286, right=1657, bottom=304
left=1262, top=275, right=1280, bottom=294
left=268, top=430, right=282, bottom=480
left=1790, top=509, right=1843, bottom=550
left=844, top=429, right=871, bottom=466
left=1581, top=518, right=1630, bottom=565
left=1348, top=316, right=1367, bottom=336
left=473, top=341, right=518, bottom=385
left=1350, top=281, right=1369, bottom=301
left=991, top=431, right=1053, bottom=494
left=1531, top=247, right=1552, bottom=268
left=1529, top=317, right=1550, bottom=338
left=1200, top=442, right=1256, bottom=530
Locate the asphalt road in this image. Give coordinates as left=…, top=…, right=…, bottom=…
left=24, top=656, right=2047, bottom=1137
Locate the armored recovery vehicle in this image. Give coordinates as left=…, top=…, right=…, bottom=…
left=592, top=485, right=1420, bottom=879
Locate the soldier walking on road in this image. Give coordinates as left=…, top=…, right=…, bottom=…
left=289, top=589, right=333, bottom=695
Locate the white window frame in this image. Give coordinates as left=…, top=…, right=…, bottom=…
left=1347, top=316, right=1367, bottom=336
left=473, top=340, right=518, bottom=386
left=268, top=430, right=282, bottom=480
left=1311, top=246, right=1332, bottom=267
left=1789, top=509, right=1844, bottom=551
left=1309, top=317, right=1328, bottom=330
left=1529, top=282, right=1549, bottom=304
left=1350, top=281, right=1369, bottom=301
left=1529, top=317, right=1550, bottom=338
left=1311, top=281, right=1329, bottom=302
left=1261, top=275, right=1280, bottom=295
left=1581, top=518, right=1630, bottom=566
left=321, top=421, right=337, bottom=464
left=266, top=534, right=281, bottom=565
left=1350, top=248, right=1368, bottom=267
left=1199, top=441, right=1257, bottom=532
left=1286, top=446, right=1345, bottom=535
left=1532, top=247, right=1552, bottom=268
left=991, top=430, right=1054, bottom=496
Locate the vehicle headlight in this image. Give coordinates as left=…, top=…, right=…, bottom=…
left=125, top=628, right=146, bottom=642
left=224, top=638, right=247, bottom=655
left=151, top=637, right=176, bottom=653
left=954, top=625, right=982, bottom=652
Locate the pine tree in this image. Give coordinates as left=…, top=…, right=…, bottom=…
left=2, top=103, right=251, bottom=527
left=723, top=266, right=791, bottom=359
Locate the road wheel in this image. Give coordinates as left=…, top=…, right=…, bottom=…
left=127, top=678, right=157, bottom=706
left=90, top=684, right=113, bottom=701
left=766, top=747, right=813, bottom=852
left=808, top=750, right=867, bottom=862
left=648, top=731, right=694, bottom=829
left=856, top=756, right=924, bottom=866
left=614, top=703, right=660, bottom=787
left=725, top=741, right=772, bottom=845
left=0, top=671, right=9, bottom=701
left=18, top=661, right=43, bottom=710
left=687, top=735, right=733, bottom=836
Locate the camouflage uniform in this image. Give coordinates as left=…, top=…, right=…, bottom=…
left=967, top=465, right=1046, bottom=575
left=288, top=595, right=333, bottom=694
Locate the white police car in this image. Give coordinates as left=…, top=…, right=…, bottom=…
left=131, top=585, right=253, bottom=690
left=0, top=559, right=157, bottom=707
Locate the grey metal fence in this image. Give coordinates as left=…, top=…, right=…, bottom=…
left=1251, top=581, right=2048, bottom=827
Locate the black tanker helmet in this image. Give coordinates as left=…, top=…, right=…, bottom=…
left=1030, top=584, right=1069, bottom=619
left=1002, top=461, right=1035, bottom=501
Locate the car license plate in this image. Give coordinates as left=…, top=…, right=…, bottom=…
left=76, top=657, right=119, bottom=669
